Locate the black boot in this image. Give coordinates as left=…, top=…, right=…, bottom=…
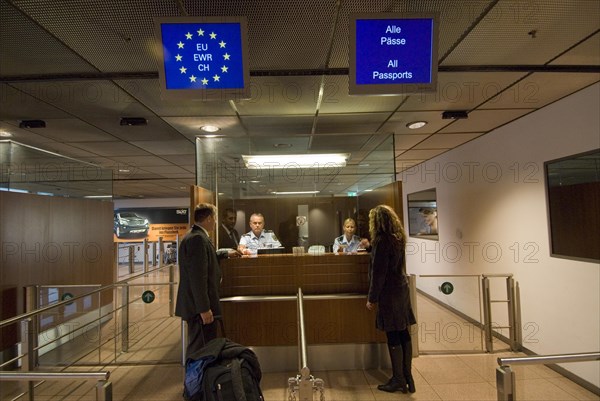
left=378, top=345, right=407, bottom=393
left=402, top=340, right=416, bottom=393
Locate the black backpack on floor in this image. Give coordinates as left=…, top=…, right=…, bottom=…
left=184, top=337, right=263, bottom=401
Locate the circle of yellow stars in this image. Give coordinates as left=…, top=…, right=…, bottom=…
left=173, top=27, right=231, bottom=86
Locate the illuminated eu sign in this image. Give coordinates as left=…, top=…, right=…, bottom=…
left=155, top=17, right=250, bottom=100
left=349, top=13, right=439, bottom=95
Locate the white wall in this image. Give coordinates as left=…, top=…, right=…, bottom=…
left=401, top=83, right=600, bottom=387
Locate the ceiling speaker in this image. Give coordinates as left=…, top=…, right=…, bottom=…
left=19, top=120, right=46, bottom=128
left=120, top=117, right=147, bottom=126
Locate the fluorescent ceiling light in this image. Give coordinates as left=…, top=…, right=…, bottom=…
left=84, top=195, right=113, bottom=199
left=242, top=153, right=349, bottom=169
left=272, top=191, right=320, bottom=195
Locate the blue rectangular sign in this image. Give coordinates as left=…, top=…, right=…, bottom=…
left=349, top=13, right=439, bottom=95
left=155, top=17, right=250, bottom=100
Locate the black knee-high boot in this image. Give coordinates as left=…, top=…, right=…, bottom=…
left=377, top=345, right=407, bottom=393
left=402, top=340, right=416, bottom=393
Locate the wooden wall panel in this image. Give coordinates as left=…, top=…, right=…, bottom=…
left=219, top=253, right=386, bottom=345
left=0, top=192, right=114, bottom=350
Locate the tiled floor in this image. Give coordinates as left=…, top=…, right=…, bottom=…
left=3, top=270, right=598, bottom=401
left=17, top=353, right=599, bottom=401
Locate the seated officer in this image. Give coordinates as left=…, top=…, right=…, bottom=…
left=333, top=218, right=369, bottom=254
left=238, top=213, right=281, bottom=255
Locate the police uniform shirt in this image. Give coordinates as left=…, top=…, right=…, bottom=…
left=333, top=234, right=362, bottom=253
left=239, top=230, right=282, bottom=249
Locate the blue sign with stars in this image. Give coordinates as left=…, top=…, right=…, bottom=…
left=155, top=17, right=250, bottom=99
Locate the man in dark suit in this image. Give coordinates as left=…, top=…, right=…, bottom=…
left=175, top=203, right=221, bottom=354
left=217, top=207, right=239, bottom=249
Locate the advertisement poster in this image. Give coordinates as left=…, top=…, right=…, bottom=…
left=113, top=208, right=189, bottom=242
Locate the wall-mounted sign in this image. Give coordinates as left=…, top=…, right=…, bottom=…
left=155, top=16, right=250, bottom=100
left=61, top=292, right=74, bottom=305
left=349, top=13, right=439, bottom=95
left=142, top=290, right=155, bottom=304
left=440, top=282, right=454, bottom=295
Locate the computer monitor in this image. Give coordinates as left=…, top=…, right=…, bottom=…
left=257, top=247, right=286, bottom=255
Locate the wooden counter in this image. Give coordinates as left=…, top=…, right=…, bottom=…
left=219, top=253, right=386, bottom=346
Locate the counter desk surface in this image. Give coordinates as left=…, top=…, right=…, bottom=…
left=218, top=252, right=386, bottom=346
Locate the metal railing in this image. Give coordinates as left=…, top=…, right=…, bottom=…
left=482, top=274, right=519, bottom=352
left=0, top=263, right=178, bottom=400
left=115, top=236, right=178, bottom=277
left=288, top=288, right=325, bottom=401
left=0, top=371, right=112, bottom=401
left=418, top=273, right=520, bottom=353
left=496, top=352, right=600, bottom=401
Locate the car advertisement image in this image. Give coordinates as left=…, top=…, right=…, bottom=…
left=113, top=208, right=189, bottom=242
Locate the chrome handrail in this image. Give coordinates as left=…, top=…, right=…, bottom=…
left=0, top=371, right=110, bottom=380
left=220, top=293, right=365, bottom=303
left=0, top=371, right=112, bottom=401
left=499, top=352, right=600, bottom=366
left=0, top=264, right=176, bottom=328
left=496, top=352, right=600, bottom=401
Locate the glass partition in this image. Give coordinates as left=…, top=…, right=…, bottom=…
left=415, top=275, right=485, bottom=353
left=0, top=140, right=113, bottom=198
left=195, top=133, right=396, bottom=250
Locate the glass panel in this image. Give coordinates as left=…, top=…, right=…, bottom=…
left=195, top=134, right=396, bottom=251
left=0, top=140, right=113, bottom=198
left=415, top=275, right=485, bottom=353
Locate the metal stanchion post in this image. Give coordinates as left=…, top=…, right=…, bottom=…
left=496, top=365, right=515, bottom=401
left=128, top=245, right=134, bottom=274
left=169, top=264, right=175, bottom=316
left=20, top=319, right=34, bottom=400
left=482, top=276, right=493, bottom=352
left=158, top=237, right=164, bottom=267
left=181, top=320, right=188, bottom=366
left=97, top=380, right=113, bottom=401
left=143, top=238, right=148, bottom=273
left=152, top=242, right=157, bottom=266
left=24, top=286, right=39, bottom=367
left=506, top=276, right=516, bottom=351
left=122, top=285, right=129, bottom=352
left=176, top=234, right=180, bottom=265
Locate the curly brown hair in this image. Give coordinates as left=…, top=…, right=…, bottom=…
left=368, top=204, right=406, bottom=245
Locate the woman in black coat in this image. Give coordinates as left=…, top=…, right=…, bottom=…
left=366, top=204, right=417, bottom=393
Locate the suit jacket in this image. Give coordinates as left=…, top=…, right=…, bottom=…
left=175, top=225, right=222, bottom=321
left=218, top=224, right=239, bottom=249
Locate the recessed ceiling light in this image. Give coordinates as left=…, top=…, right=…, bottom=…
left=200, top=125, right=220, bottom=133
left=406, top=121, right=427, bottom=129
left=0, top=131, right=12, bottom=137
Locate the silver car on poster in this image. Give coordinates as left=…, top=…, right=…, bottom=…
left=114, top=212, right=149, bottom=238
